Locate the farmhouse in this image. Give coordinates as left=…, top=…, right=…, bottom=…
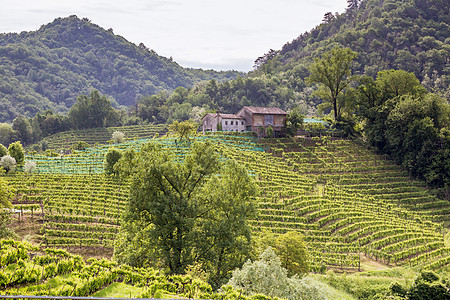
left=236, top=106, right=287, bottom=137
left=202, top=112, right=246, bottom=133
left=202, top=106, right=287, bottom=137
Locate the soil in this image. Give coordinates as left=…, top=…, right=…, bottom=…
left=10, top=212, right=114, bottom=260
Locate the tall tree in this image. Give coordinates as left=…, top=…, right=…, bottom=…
left=114, top=141, right=256, bottom=284
left=68, top=90, right=115, bottom=129
left=306, top=47, right=357, bottom=121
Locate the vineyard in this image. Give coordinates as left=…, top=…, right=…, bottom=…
left=37, top=124, right=168, bottom=150
left=0, top=239, right=263, bottom=299
left=4, top=133, right=450, bottom=284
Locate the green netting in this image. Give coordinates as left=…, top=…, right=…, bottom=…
left=25, top=135, right=264, bottom=174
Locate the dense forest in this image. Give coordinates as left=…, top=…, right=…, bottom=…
left=135, top=0, right=449, bottom=123
left=0, top=15, right=241, bottom=122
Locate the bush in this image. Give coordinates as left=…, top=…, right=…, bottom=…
left=112, top=131, right=125, bottom=143
left=0, top=144, right=7, bottom=157
left=24, top=161, right=37, bottom=173
left=0, top=155, right=16, bottom=173
left=72, top=141, right=89, bottom=151
left=228, top=247, right=325, bottom=300
left=104, top=148, right=122, bottom=175
left=8, top=141, right=24, bottom=165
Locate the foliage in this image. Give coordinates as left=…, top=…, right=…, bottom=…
left=252, top=0, right=449, bottom=103
left=169, top=120, right=197, bottom=142
left=8, top=141, right=24, bottom=165
left=0, top=155, right=16, bottom=173
left=0, top=178, right=15, bottom=238
left=265, top=126, right=274, bottom=138
left=275, top=231, right=309, bottom=276
left=306, top=47, right=357, bottom=121
left=0, top=15, right=241, bottom=123
left=112, top=131, right=125, bottom=143
left=0, top=124, right=16, bottom=146
left=72, top=141, right=90, bottom=151
left=228, top=247, right=325, bottom=300
left=357, top=70, right=450, bottom=191
left=286, top=108, right=304, bottom=136
left=68, top=90, right=116, bottom=129
left=104, top=148, right=122, bottom=175
left=0, top=144, right=7, bottom=157
left=12, top=115, right=33, bottom=145
left=114, top=141, right=257, bottom=285
left=24, top=161, right=37, bottom=173
left=389, top=271, right=450, bottom=299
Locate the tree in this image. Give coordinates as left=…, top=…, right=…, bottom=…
left=112, top=131, right=125, bottom=143
left=0, top=123, right=15, bottom=146
left=376, top=69, right=427, bottom=100
left=286, top=108, right=304, bottom=136
left=104, top=148, right=122, bottom=175
left=323, top=12, right=335, bottom=23
left=307, top=47, right=357, bottom=121
left=0, top=155, right=16, bottom=173
left=12, top=115, right=33, bottom=145
left=169, top=120, right=197, bottom=142
left=0, top=144, right=7, bottom=157
left=68, top=90, right=115, bottom=129
left=114, top=141, right=257, bottom=284
left=24, top=161, right=37, bottom=173
left=227, top=247, right=324, bottom=300
left=8, top=141, right=24, bottom=165
left=275, top=231, right=309, bottom=276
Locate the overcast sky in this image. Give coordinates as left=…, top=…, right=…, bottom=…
left=0, top=0, right=348, bottom=72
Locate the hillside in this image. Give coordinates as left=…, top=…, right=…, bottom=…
left=0, top=15, right=241, bottom=122
left=248, top=0, right=449, bottom=111
left=6, top=134, right=450, bottom=272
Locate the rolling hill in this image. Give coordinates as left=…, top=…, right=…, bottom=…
left=0, top=15, right=242, bottom=122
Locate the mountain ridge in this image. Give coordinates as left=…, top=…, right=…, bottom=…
left=0, top=15, right=242, bottom=122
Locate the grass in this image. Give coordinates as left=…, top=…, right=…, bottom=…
left=307, top=276, right=356, bottom=300
left=91, top=282, right=144, bottom=298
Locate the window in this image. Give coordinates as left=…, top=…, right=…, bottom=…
left=225, top=121, right=228, bottom=125
left=264, top=115, right=274, bottom=125
left=241, top=121, right=244, bottom=125
left=231, top=121, right=234, bottom=125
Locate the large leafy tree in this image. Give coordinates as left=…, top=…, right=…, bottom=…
left=357, top=70, right=450, bottom=192
left=306, top=47, right=357, bottom=121
left=68, top=90, right=115, bottom=129
left=114, top=141, right=256, bottom=286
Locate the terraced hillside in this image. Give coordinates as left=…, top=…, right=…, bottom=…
left=5, top=134, right=450, bottom=273
left=0, top=240, right=238, bottom=298
left=37, top=124, right=167, bottom=150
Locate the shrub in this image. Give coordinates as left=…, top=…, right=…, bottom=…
left=8, top=141, right=24, bottom=165
left=24, top=161, right=37, bottom=173
left=0, top=155, right=16, bottom=173
left=0, top=144, right=7, bottom=157
left=104, top=148, right=122, bottom=175
left=72, top=141, right=89, bottom=151
left=228, top=247, right=325, bottom=300
left=112, top=131, right=125, bottom=143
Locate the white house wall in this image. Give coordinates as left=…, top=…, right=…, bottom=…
left=221, top=118, right=245, bottom=132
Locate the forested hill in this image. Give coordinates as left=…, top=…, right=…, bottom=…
left=251, top=0, right=449, bottom=99
left=0, top=15, right=241, bottom=122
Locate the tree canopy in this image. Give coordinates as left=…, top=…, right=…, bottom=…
left=307, top=47, right=357, bottom=121
left=114, top=141, right=257, bottom=287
